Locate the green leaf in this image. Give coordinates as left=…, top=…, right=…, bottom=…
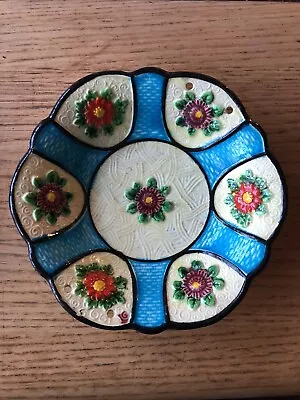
left=191, top=260, right=204, bottom=270
left=162, top=201, right=173, bottom=212
left=124, top=188, right=138, bottom=200
left=175, top=116, right=186, bottom=127
left=188, top=127, right=196, bottom=136
left=237, top=213, right=252, bottom=227
left=65, top=192, right=73, bottom=201
left=85, top=90, right=97, bottom=101
left=74, top=287, right=85, bottom=296
left=187, top=297, right=201, bottom=309
left=56, top=178, right=66, bottom=187
left=85, top=126, right=98, bottom=138
left=255, top=177, right=267, bottom=190
left=101, top=264, right=113, bottom=274
left=32, top=207, right=45, bottom=222
left=209, top=119, right=221, bottom=132
left=22, top=192, right=37, bottom=206
left=31, top=176, right=44, bottom=189
left=75, top=100, right=86, bottom=113
left=103, top=124, right=114, bottom=136
left=261, top=189, right=271, bottom=203
left=115, top=291, right=126, bottom=303
left=203, top=293, right=215, bottom=306
left=184, top=91, right=196, bottom=101
left=230, top=208, right=242, bottom=219
left=114, top=99, right=128, bottom=113
left=174, top=99, right=187, bottom=110
left=114, top=114, right=124, bottom=126
left=211, top=105, right=224, bottom=117
left=213, top=278, right=225, bottom=290
left=146, top=177, right=157, bottom=188
left=46, top=213, right=57, bottom=225
left=255, top=204, right=267, bottom=215
left=61, top=206, right=71, bottom=217
left=203, top=127, right=213, bottom=136
left=126, top=202, right=137, bottom=214
left=173, top=289, right=185, bottom=300
left=101, top=88, right=113, bottom=100
left=114, top=277, right=127, bottom=289
left=224, top=194, right=234, bottom=206
left=240, top=170, right=255, bottom=184
left=201, top=91, right=214, bottom=104
left=173, top=281, right=182, bottom=290
left=227, top=178, right=239, bottom=191
left=207, top=265, right=219, bottom=278
left=138, top=214, right=149, bottom=224
left=178, top=267, right=188, bottom=278
left=132, top=182, right=141, bottom=191
left=46, top=170, right=59, bottom=183
left=153, top=211, right=165, bottom=222
left=159, top=186, right=170, bottom=196
left=74, top=116, right=86, bottom=127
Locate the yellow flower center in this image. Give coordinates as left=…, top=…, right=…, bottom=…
left=195, top=110, right=203, bottom=119
left=242, top=192, right=253, bottom=204
left=46, top=191, right=56, bottom=203
left=145, top=196, right=153, bottom=204
left=94, top=106, right=105, bottom=119
left=93, top=280, right=106, bottom=292
left=191, top=281, right=201, bottom=290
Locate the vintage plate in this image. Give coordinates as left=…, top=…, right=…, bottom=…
left=10, top=68, right=286, bottom=333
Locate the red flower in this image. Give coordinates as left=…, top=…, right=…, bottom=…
left=36, top=183, right=67, bottom=214
left=83, top=270, right=116, bottom=300
left=85, top=97, right=116, bottom=128
left=182, top=269, right=213, bottom=299
left=234, top=183, right=262, bottom=214
left=135, top=186, right=164, bottom=215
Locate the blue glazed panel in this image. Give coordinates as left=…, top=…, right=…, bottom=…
left=129, top=73, right=170, bottom=142
left=32, top=121, right=109, bottom=189
left=130, top=259, right=169, bottom=329
left=191, top=212, right=266, bottom=275
left=32, top=211, right=109, bottom=275
left=192, top=123, right=265, bottom=188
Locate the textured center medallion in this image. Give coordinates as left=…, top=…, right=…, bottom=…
left=90, top=141, right=210, bottom=260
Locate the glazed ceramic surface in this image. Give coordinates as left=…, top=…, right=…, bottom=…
left=10, top=68, right=286, bottom=333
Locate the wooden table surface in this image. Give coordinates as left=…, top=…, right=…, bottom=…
left=1, top=1, right=300, bottom=399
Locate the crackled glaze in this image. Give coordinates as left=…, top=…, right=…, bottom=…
left=54, top=252, right=133, bottom=327
left=90, top=141, right=210, bottom=260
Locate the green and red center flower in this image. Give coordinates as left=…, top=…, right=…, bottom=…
left=74, top=263, right=128, bottom=310
left=174, top=90, right=224, bottom=137
left=173, top=260, right=225, bottom=309
left=234, top=182, right=262, bottom=214
left=83, top=270, right=116, bottom=300
left=84, top=97, right=116, bottom=129
left=124, top=177, right=173, bottom=223
left=73, top=88, right=128, bottom=138
left=224, top=169, right=272, bottom=228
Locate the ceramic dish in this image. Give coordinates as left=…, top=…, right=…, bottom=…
left=10, top=68, right=286, bottom=333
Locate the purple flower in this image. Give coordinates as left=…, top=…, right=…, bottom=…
left=182, top=269, right=213, bottom=299
left=182, top=99, right=212, bottom=130
left=135, top=186, right=164, bottom=215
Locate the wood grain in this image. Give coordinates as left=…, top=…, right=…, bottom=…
left=1, top=1, right=300, bottom=399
